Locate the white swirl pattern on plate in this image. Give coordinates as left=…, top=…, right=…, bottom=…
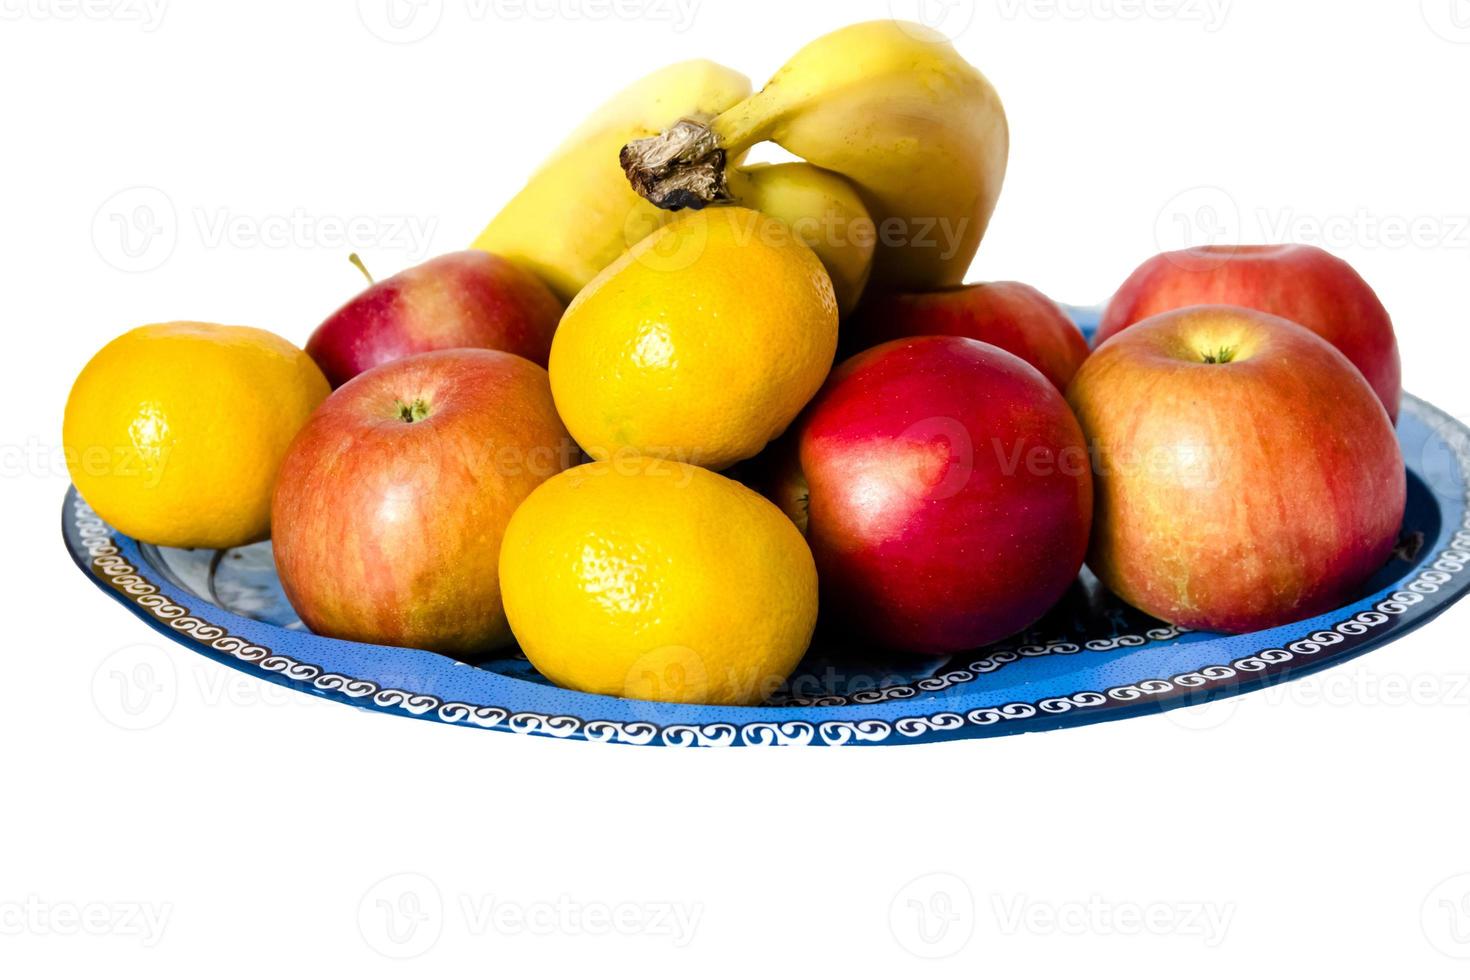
left=68, top=397, right=1470, bottom=746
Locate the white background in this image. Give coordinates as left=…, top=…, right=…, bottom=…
left=4, top=0, right=1470, bottom=975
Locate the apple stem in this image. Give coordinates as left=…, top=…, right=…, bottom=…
left=394, top=398, right=431, bottom=423
left=348, top=252, right=375, bottom=285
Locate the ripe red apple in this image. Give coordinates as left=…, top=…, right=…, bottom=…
left=1097, top=244, right=1400, bottom=419
left=770, top=336, right=1093, bottom=655
left=848, top=281, right=1090, bottom=391
left=305, top=251, right=563, bottom=387
left=272, top=349, right=574, bottom=656
left=1069, top=305, right=1405, bottom=634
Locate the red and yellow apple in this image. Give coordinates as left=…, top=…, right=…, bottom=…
left=848, top=281, right=1089, bottom=391
left=1097, top=244, right=1400, bottom=419
left=1069, top=305, right=1405, bottom=634
left=305, top=251, right=563, bottom=388
left=769, top=336, right=1093, bottom=655
left=271, top=348, right=574, bottom=656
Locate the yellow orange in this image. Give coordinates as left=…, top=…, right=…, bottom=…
left=499, top=457, right=818, bottom=705
left=549, top=206, right=838, bottom=470
left=63, top=322, right=329, bottom=548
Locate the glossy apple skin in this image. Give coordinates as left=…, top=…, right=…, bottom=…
left=1097, top=244, right=1400, bottom=420
left=1069, top=305, right=1405, bottom=634
left=782, top=336, right=1093, bottom=655
left=305, top=251, right=563, bottom=387
left=848, top=281, right=1090, bottom=391
left=272, top=349, right=574, bottom=656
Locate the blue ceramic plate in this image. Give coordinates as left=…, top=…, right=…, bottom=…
left=63, top=311, right=1470, bottom=746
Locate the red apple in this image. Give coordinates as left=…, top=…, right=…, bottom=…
left=1069, top=305, right=1405, bottom=634
left=772, top=336, right=1093, bottom=655
left=1097, top=244, right=1400, bottom=419
left=271, top=348, right=574, bottom=656
left=305, top=251, right=563, bottom=387
left=849, top=281, right=1090, bottom=391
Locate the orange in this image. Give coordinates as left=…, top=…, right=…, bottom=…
left=63, top=322, right=329, bottom=548
left=548, top=206, right=838, bottom=470
left=499, top=457, right=818, bottom=705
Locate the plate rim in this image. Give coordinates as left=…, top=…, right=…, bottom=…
left=64, top=393, right=1470, bottom=748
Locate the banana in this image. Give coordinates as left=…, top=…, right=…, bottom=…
left=474, top=60, right=877, bottom=312
left=621, top=20, right=1009, bottom=291
left=473, top=60, right=752, bottom=303
left=728, top=163, right=875, bottom=316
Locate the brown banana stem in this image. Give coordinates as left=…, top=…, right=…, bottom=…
left=620, top=119, right=733, bottom=211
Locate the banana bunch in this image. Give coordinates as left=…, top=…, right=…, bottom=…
left=475, top=60, right=876, bottom=314
left=622, top=20, right=1009, bottom=291
left=472, top=60, right=748, bottom=304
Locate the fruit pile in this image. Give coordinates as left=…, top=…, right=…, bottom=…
left=63, top=21, right=1407, bottom=707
